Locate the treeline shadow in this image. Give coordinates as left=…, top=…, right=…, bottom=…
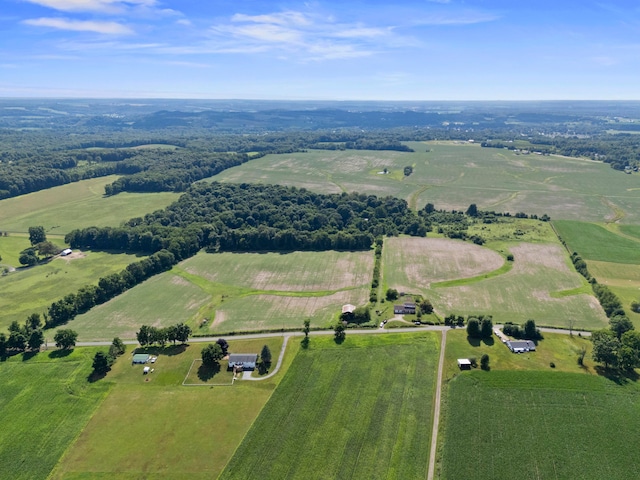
left=466, top=336, right=495, bottom=347
left=595, top=366, right=640, bottom=385
left=135, top=344, right=187, bottom=357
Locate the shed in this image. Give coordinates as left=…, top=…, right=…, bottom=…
left=132, top=353, right=150, bottom=364
left=61, top=248, right=72, bottom=256
left=228, top=353, right=258, bottom=371
left=342, top=304, right=356, bottom=315
left=457, top=358, right=472, bottom=370
left=143, top=366, right=150, bottom=374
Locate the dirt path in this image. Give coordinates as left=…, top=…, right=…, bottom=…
left=427, top=329, right=447, bottom=480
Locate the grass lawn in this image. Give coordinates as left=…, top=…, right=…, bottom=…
left=0, top=250, right=142, bottom=332
left=553, top=220, right=640, bottom=264
left=50, top=336, right=295, bottom=480
left=0, top=234, right=31, bottom=268
left=439, top=370, right=640, bottom=480
left=211, top=142, right=640, bottom=223
left=219, top=332, right=440, bottom=480
left=0, top=175, right=179, bottom=235
left=0, top=347, right=111, bottom=480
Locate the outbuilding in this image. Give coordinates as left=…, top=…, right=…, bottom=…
left=457, top=358, right=472, bottom=370
left=60, top=248, right=72, bottom=256
left=506, top=340, right=536, bottom=353
left=132, top=353, right=150, bottom=364
left=228, top=353, right=258, bottom=371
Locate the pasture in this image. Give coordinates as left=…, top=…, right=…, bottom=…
left=0, top=175, right=179, bottom=234
left=212, top=142, right=640, bottom=223
left=51, top=337, right=294, bottom=480
left=219, top=333, right=439, bottom=480
left=439, top=371, right=640, bottom=480
left=0, top=250, right=142, bottom=332
left=0, top=348, right=110, bottom=480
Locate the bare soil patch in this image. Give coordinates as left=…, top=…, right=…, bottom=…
left=59, top=251, right=86, bottom=262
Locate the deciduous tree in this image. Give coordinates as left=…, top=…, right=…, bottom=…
left=202, top=343, right=224, bottom=366
left=54, top=329, right=78, bottom=350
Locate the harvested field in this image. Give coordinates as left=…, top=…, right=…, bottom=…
left=431, top=243, right=607, bottom=329
left=383, top=237, right=504, bottom=294
left=181, top=250, right=373, bottom=292
left=213, top=288, right=369, bottom=332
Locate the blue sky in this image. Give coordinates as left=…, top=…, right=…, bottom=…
left=1, top=0, right=639, bottom=99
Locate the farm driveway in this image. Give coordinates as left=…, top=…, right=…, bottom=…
left=427, top=329, right=446, bottom=480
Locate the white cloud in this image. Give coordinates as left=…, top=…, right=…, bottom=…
left=413, top=11, right=499, bottom=26
left=231, top=12, right=311, bottom=27
left=24, top=17, right=133, bottom=34
left=23, top=0, right=156, bottom=13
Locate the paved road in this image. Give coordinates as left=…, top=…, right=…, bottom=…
left=427, top=329, right=447, bottom=480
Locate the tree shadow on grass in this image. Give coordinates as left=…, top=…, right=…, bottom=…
left=22, top=351, right=39, bottom=361
left=482, top=336, right=495, bottom=346
left=135, top=344, right=187, bottom=357
left=301, top=337, right=310, bottom=349
left=197, top=362, right=220, bottom=382
left=48, top=348, right=73, bottom=359
left=595, top=366, right=640, bottom=385
left=466, top=336, right=481, bottom=347
left=87, top=370, right=108, bottom=383
left=257, top=362, right=271, bottom=375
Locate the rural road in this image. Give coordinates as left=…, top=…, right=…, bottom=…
left=427, top=329, right=446, bottom=480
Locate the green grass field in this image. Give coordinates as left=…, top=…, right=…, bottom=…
left=51, top=337, right=294, bottom=480
left=219, top=333, right=440, bottom=480
left=439, top=370, right=640, bottom=480
left=553, top=220, right=640, bottom=263
left=0, top=347, right=111, bottom=480
left=0, top=234, right=31, bottom=268
left=0, top=250, right=142, bottom=332
left=588, top=260, right=640, bottom=327
left=0, top=175, right=179, bottom=235
left=211, top=142, right=640, bottom=223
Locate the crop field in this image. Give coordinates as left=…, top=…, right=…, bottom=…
left=0, top=175, right=179, bottom=235
left=431, top=242, right=606, bottom=329
left=51, top=337, right=293, bottom=480
left=553, top=220, right=640, bottom=263
left=66, top=250, right=372, bottom=340
left=219, top=333, right=439, bottom=480
left=0, top=348, right=110, bottom=480
left=439, top=371, right=640, bottom=480
left=588, top=260, right=640, bottom=326
left=383, top=237, right=505, bottom=293
left=0, top=250, right=142, bottom=332
left=60, top=273, right=211, bottom=341
left=212, top=142, right=640, bottom=223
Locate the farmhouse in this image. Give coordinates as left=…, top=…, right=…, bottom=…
left=132, top=353, right=150, bottom=364
left=394, top=302, right=416, bottom=315
left=228, top=353, right=258, bottom=371
left=506, top=340, right=536, bottom=353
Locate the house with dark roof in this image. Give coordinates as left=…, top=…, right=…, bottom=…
left=228, top=353, right=258, bottom=371
left=394, top=302, right=417, bottom=315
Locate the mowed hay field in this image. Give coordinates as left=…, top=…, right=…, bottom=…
left=383, top=237, right=505, bottom=293
left=439, top=371, right=640, bottom=480
left=554, top=220, right=640, bottom=326
left=220, top=333, right=440, bottom=480
left=0, top=175, right=179, bottom=235
left=59, top=273, right=211, bottom=341
left=0, top=348, right=110, bottom=480
left=211, top=142, right=640, bottom=222
left=52, top=337, right=296, bottom=480
left=0, top=250, right=142, bottom=332
left=383, top=237, right=606, bottom=329
left=65, top=250, right=373, bottom=341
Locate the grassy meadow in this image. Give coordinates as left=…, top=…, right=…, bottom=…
left=51, top=336, right=295, bottom=480
left=212, top=142, right=640, bottom=223
left=0, top=249, right=142, bottom=332
left=439, top=370, right=640, bottom=480
left=219, top=333, right=440, bottom=480
left=0, top=175, right=179, bottom=235
left=0, top=347, right=111, bottom=480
